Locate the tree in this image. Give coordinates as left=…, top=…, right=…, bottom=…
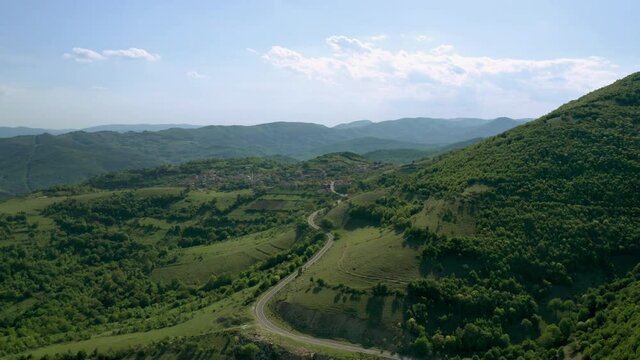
left=235, top=343, right=260, bottom=360
left=547, top=298, right=564, bottom=318
left=521, top=318, right=533, bottom=337
left=558, top=318, right=573, bottom=338
left=319, top=218, right=334, bottom=230
left=372, top=283, right=389, bottom=296
left=538, top=324, right=563, bottom=348
left=295, top=221, right=310, bottom=239
left=413, top=336, right=433, bottom=357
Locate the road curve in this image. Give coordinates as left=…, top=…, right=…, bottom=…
left=254, top=210, right=405, bottom=360
left=329, top=180, right=348, bottom=198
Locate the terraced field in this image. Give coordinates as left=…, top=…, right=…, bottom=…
left=151, top=228, right=297, bottom=284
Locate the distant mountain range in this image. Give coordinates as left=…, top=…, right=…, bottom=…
left=0, top=126, right=73, bottom=137
left=0, top=117, right=524, bottom=198
left=0, top=124, right=202, bottom=138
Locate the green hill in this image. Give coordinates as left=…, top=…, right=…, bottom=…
left=394, top=72, right=640, bottom=358
left=0, top=118, right=521, bottom=199
left=0, top=126, right=70, bottom=138
left=363, top=138, right=483, bottom=164
left=341, top=117, right=521, bottom=144
left=273, top=73, right=640, bottom=358
left=309, top=136, right=436, bottom=157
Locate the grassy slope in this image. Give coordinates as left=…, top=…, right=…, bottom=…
left=270, top=224, right=415, bottom=351
left=150, top=228, right=297, bottom=284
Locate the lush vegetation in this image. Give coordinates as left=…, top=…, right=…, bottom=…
left=342, top=72, right=640, bottom=358
left=0, top=188, right=322, bottom=354
left=0, top=153, right=384, bottom=357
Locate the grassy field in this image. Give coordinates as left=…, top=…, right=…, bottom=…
left=179, top=188, right=253, bottom=211
left=27, top=287, right=256, bottom=358
left=151, top=227, right=297, bottom=284
left=0, top=187, right=184, bottom=215
left=301, top=226, right=420, bottom=289
left=411, top=197, right=476, bottom=238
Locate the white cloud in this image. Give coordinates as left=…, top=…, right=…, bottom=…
left=186, top=71, right=208, bottom=79
left=102, top=48, right=160, bottom=61
left=246, top=48, right=259, bottom=54
left=64, top=48, right=106, bottom=63
left=64, top=47, right=160, bottom=63
left=262, top=46, right=342, bottom=82
left=261, top=35, right=619, bottom=94
left=326, top=35, right=374, bottom=53
left=370, top=34, right=387, bottom=41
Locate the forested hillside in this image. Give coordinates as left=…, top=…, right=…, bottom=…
left=326, top=72, right=640, bottom=358
left=0, top=118, right=520, bottom=199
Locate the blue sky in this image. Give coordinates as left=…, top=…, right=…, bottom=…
left=0, top=0, right=638, bottom=128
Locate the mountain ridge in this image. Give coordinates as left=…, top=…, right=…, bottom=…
left=0, top=117, right=523, bottom=198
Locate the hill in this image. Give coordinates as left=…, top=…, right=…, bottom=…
left=81, top=123, right=202, bottom=133
left=340, top=117, right=520, bottom=144
left=271, top=73, right=640, bottom=358
left=363, top=138, right=483, bottom=164
left=393, top=72, right=640, bottom=358
left=0, top=126, right=70, bottom=137
left=333, top=120, right=374, bottom=129
left=0, top=118, right=521, bottom=199
left=309, top=136, right=436, bottom=157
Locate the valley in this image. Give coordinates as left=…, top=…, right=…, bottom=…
left=3, top=2, right=640, bottom=359
left=0, top=74, right=639, bottom=360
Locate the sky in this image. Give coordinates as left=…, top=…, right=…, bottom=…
left=0, top=0, right=638, bottom=128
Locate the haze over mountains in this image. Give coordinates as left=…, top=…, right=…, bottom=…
left=0, top=117, right=524, bottom=198
left=0, top=124, right=202, bottom=138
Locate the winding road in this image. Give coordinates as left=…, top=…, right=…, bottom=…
left=254, top=199, right=406, bottom=359
left=329, top=180, right=348, bottom=198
